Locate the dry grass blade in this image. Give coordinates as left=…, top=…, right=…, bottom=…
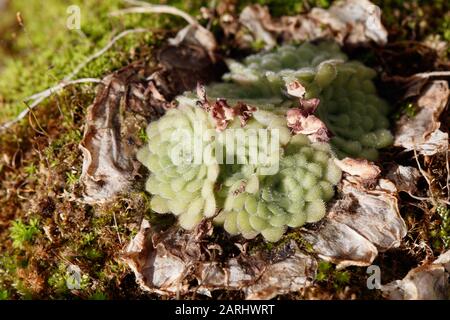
left=0, top=78, right=103, bottom=132
left=111, top=1, right=197, bottom=25
left=64, top=28, right=150, bottom=81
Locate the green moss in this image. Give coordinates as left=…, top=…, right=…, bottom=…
left=316, top=261, right=332, bottom=282
left=0, top=0, right=206, bottom=123
left=9, top=218, right=40, bottom=249
left=315, top=260, right=351, bottom=290
left=0, top=289, right=9, bottom=300
left=65, top=171, right=79, bottom=186
left=138, top=127, right=149, bottom=143
left=24, top=163, right=38, bottom=176
left=430, top=205, right=450, bottom=250
left=89, top=290, right=108, bottom=300
left=333, top=270, right=351, bottom=289
left=394, top=102, right=419, bottom=120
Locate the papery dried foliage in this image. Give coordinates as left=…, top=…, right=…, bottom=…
left=394, top=80, right=449, bottom=156
left=382, top=250, right=450, bottom=300
left=124, top=219, right=317, bottom=299
left=287, top=109, right=331, bottom=142
left=303, top=177, right=406, bottom=268
left=236, top=0, right=387, bottom=50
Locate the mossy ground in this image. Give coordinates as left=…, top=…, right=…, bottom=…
left=0, top=0, right=449, bottom=299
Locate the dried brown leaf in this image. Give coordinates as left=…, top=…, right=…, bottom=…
left=79, top=65, right=153, bottom=203
left=287, top=108, right=331, bottom=142
left=382, top=250, right=450, bottom=300
left=125, top=221, right=317, bottom=299
left=303, top=177, right=406, bottom=268
left=334, top=158, right=381, bottom=180
left=168, top=24, right=218, bottom=62
left=237, top=0, right=387, bottom=49
left=385, top=165, right=421, bottom=194
left=123, top=220, right=213, bottom=295
left=394, top=80, right=449, bottom=156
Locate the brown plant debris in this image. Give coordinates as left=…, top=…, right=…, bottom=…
left=394, top=80, right=449, bottom=156
left=237, top=0, right=387, bottom=50
left=385, top=165, right=422, bottom=194
left=286, top=108, right=331, bottom=142
left=197, top=84, right=257, bottom=131
left=303, top=178, right=406, bottom=268
left=124, top=219, right=317, bottom=299
left=382, top=250, right=450, bottom=300
left=334, top=158, right=381, bottom=181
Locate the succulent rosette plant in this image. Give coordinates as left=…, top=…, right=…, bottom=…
left=136, top=41, right=394, bottom=241
left=206, top=42, right=393, bottom=160
left=136, top=97, right=220, bottom=230
left=215, top=134, right=342, bottom=242
left=138, top=92, right=342, bottom=242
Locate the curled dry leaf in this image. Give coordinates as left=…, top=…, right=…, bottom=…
left=303, top=178, right=406, bottom=268
left=286, top=80, right=321, bottom=114
left=243, top=242, right=317, bottom=300
left=238, top=5, right=277, bottom=50
left=303, top=219, right=378, bottom=268
left=206, top=98, right=236, bottom=131
left=286, top=108, right=331, bottom=142
left=237, top=0, right=387, bottom=50
left=286, top=80, right=306, bottom=98
left=326, top=0, right=387, bottom=45
left=234, top=102, right=258, bottom=127
left=79, top=64, right=158, bottom=204
left=123, top=220, right=212, bottom=295
left=124, top=220, right=317, bottom=299
left=381, top=71, right=450, bottom=99
left=435, top=251, right=450, bottom=273
left=334, top=157, right=381, bottom=181
left=394, top=80, right=449, bottom=156
left=385, top=165, right=421, bottom=194
left=168, top=24, right=218, bottom=62
left=197, top=85, right=257, bottom=131
left=382, top=250, right=450, bottom=300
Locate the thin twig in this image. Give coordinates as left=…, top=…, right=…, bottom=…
left=25, top=101, right=49, bottom=137
left=0, top=78, right=103, bottom=131
left=24, top=28, right=148, bottom=102
left=64, top=28, right=149, bottom=81
left=414, top=71, right=450, bottom=78
left=412, top=147, right=437, bottom=208
left=407, top=193, right=432, bottom=202
left=112, top=211, right=123, bottom=246
left=111, top=2, right=197, bottom=25
left=1, top=27, right=151, bottom=132
left=413, top=147, right=432, bottom=187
